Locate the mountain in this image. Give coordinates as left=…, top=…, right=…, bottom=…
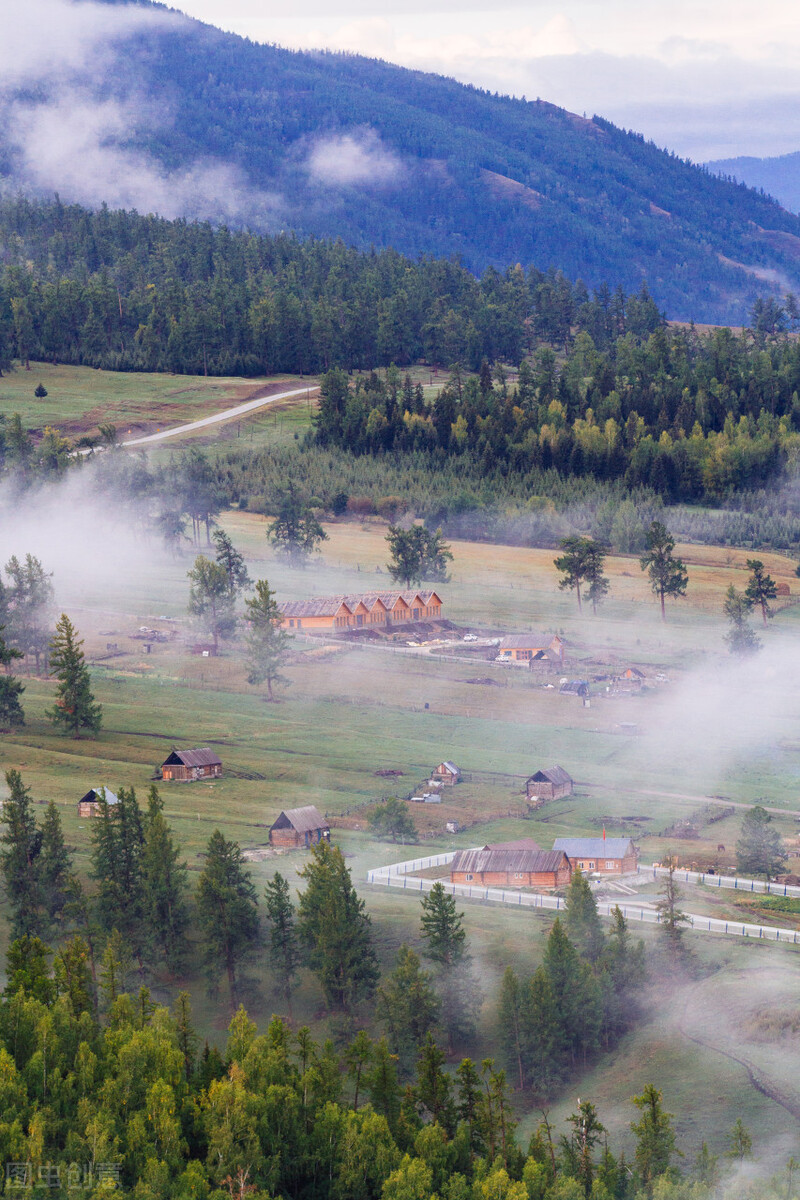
left=6, top=0, right=800, bottom=322
left=706, top=153, right=800, bottom=217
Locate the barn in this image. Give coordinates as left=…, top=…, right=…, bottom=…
left=450, top=842, right=571, bottom=888
left=431, top=761, right=461, bottom=785
left=552, top=837, right=639, bottom=876
left=269, top=806, right=330, bottom=848
left=525, top=766, right=574, bottom=804
left=161, top=748, right=223, bottom=782
left=78, top=788, right=119, bottom=818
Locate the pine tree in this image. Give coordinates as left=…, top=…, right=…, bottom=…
left=376, top=944, right=440, bottom=1074
left=735, top=804, right=787, bottom=880
left=297, top=841, right=379, bottom=1012
left=639, top=521, right=688, bottom=620
left=723, top=585, right=761, bottom=656
left=497, top=967, right=526, bottom=1091
left=744, top=559, right=777, bottom=625
left=420, top=882, right=475, bottom=1051
left=368, top=1038, right=401, bottom=1132
left=564, top=869, right=605, bottom=961
left=196, top=830, right=260, bottom=1008
left=0, top=622, right=24, bottom=730
left=0, top=769, right=44, bottom=937
left=141, top=786, right=190, bottom=972
left=187, top=556, right=236, bottom=652
left=5, top=935, right=55, bottom=1004
left=243, top=579, right=291, bottom=701
left=46, top=614, right=102, bottom=737
left=212, top=529, right=251, bottom=596
left=630, top=1085, right=678, bottom=1191
left=99, top=928, right=133, bottom=1008
left=654, top=860, right=690, bottom=964
left=264, top=872, right=300, bottom=1016
left=39, top=801, right=71, bottom=927
left=173, top=991, right=199, bottom=1082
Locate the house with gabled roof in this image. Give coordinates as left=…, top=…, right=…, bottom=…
left=526, top=765, right=574, bottom=804
left=431, top=761, right=461, bottom=785
left=496, top=633, right=564, bottom=663
left=161, top=748, right=222, bottom=782
left=451, top=841, right=571, bottom=888
left=277, top=591, right=443, bottom=632
left=269, top=805, right=330, bottom=848
left=78, top=788, right=119, bottom=818
left=552, top=837, right=638, bottom=876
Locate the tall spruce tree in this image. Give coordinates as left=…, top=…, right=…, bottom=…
left=376, top=944, right=440, bottom=1074
left=419, top=882, right=475, bottom=1051
left=46, top=614, right=102, bottom=737
left=564, top=869, right=605, bottom=962
left=39, top=801, right=71, bottom=927
left=263, top=872, right=300, bottom=1016
left=744, top=559, right=778, bottom=626
left=195, top=830, right=260, bottom=1008
left=0, top=769, right=43, bottom=937
left=639, top=521, right=688, bottom=620
left=141, top=786, right=190, bottom=972
left=297, top=841, right=379, bottom=1012
left=0, top=622, right=24, bottom=730
left=243, top=580, right=291, bottom=701
left=212, top=529, right=251, bottom=596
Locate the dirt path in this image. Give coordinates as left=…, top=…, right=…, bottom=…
left=680, top=983, right=800, bottom=1119
left=593, top=782, right=800, bottom=818
left=121, top=383, right=318, bottom=447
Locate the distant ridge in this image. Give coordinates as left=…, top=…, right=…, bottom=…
left=706, top=152, right=800, bottom=218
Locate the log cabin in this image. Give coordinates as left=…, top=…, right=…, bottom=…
left=552, top=837, right=639, bottom=876
left=269, top=806, right=330, bottom=848
left=525, top=765, right=574, bottom=803
left=277, top=591, right=443, bottom=632
left=431, top=761, right=461, bottom=785
left=451, top=843, right=571, bottom=889
left=78, top=788, right=119, bottom=818
left=161, top=748, right=223, bottom=782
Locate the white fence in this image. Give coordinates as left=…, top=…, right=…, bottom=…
left=366, top=852, right=800, bottom=945
left=649, top=865, right=800, bottom=898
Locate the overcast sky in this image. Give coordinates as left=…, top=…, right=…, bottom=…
left=169, top=0, right=800, bottom=162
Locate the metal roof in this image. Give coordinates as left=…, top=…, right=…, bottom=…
left=500, top=633, right=561, bottom=650
left=164, top=748, right=222, bottom=768
left=452, top=847, right=569, bottom=874
left=80, top=788, right=118, bottom=806
left=553, top=838, right=636, bottom=859
left=527, top=765, right=573, bottom=786
left=436, top=762, right=460, bottom=775
left=278, top=591, right=442, bottom=618
left=271, top=805, right=329, bottom=834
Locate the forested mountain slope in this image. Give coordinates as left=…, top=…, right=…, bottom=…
left=5, top=0, right=800, bottom=322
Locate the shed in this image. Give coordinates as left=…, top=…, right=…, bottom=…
left=161, top=748, right=223, bottom=782
left=552, top=837, right=638, bottom=876
left=525, top=766, right=574, bottom=804
left=559, top=679, right=589, bottom=697
left=78, top=788, right=119, bottom=818
left=269, top=806, right=330, bottom=848
left=496, top=633, right=565, bottom=663
left=431, top=761, right=461, bottom=785
left=451, top=845, right=571, bottom=889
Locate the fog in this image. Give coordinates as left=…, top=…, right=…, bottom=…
left=0, top=0, right=281, bottom=225
left=305, top=129, right=403, bottom=187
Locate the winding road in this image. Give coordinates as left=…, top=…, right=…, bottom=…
left=121, top=384, right=318, bottom=448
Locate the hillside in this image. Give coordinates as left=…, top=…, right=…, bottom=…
left=707, top=152, right=800, bottom=217
left=4, top=2, right=800, bottom=322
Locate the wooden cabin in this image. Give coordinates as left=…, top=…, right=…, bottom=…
left=496, top=633, right=564, bottom=663
left=451, top=843, right=571, bottom=889
left=552, top=837, right=639, bottom=876
left=161, top=748, right=222, bottom=782
left=526, top=766, right=574, bottom=804
left=269, top=806, right=330, bottom=848
left=78, top=788, right=119, bottom=818
left=431, top=761, right=461, bottom=785
left=277, top=591, right=443, bottom=632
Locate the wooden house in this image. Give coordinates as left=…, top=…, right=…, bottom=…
left=552, top=837, right=638, bottom=876
left=451, top=843, right=571, bottom=889
left=161, top=748, right=223, bottom=782
left=496, top=633, right=564, bottom=664
left=78, top=788, right=119, bottom=818
left=269, top=806, right=330, bottom=848
left=525, top=766, right=574, bottom=803
left=431, top=761, right=461, bottom=785
left=277, top=591, right=443, bottom=632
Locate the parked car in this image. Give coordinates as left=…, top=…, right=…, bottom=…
left=463, top=633, right=478, bottom=642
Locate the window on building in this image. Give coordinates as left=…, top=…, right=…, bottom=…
left=465, top=873, right=473, bottom=882
left=605, top=861, right=615, bottom=869
left=577, top=860, right=585, bottom=869
left=588, top=861, right=595, bottom=869
left=289, top=619, right=294, bottom=627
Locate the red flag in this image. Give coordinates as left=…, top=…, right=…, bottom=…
left=603, top=826, right=606, bottom=840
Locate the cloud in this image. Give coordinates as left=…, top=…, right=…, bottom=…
left=305, top=129, right=402, bottom=187
left=0, top=0, right=282, bottom=226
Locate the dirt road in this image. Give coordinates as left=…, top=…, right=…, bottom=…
left=122, top=384, right=318, bottom=448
